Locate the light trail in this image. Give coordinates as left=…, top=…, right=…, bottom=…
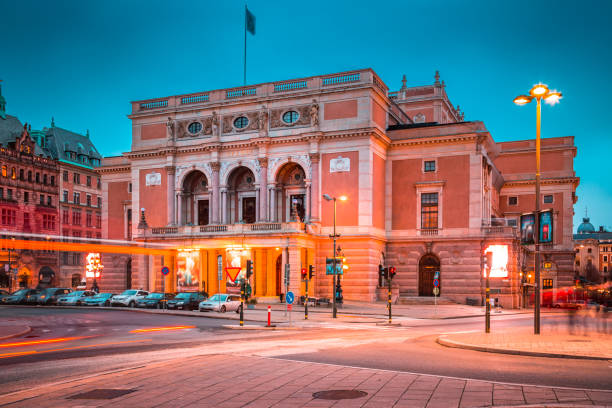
left=0, top=339, right=153, bottom=359
left=129, top=326, right=196, bottom=333
left=0, top=336, right=93, bottom=348
left=0, top=237, right=175, bottom=256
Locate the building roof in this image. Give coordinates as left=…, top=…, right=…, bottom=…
left=574, top=218, right=612, bottom=241
left=44, top=125, right=102, bottom=168
left=577, top=217, right=596, bottom=234
left=0, top=114, right=24, bottom=146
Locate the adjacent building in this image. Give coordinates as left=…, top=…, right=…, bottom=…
left=101, top=68, right=579, bottom=307
left=574, top=217, right=612, bottom=284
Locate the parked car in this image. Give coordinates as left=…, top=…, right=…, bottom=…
left=0, top=289, right=9, bottom=301
left=166, top=292, right=206, bottom=311
left=25, top=289, right=42, bottom=305
left=38, top=288, right=72, bottom=305
left=2, top=289, right=39, bottom=305
left=83, top=293, right=116, bottom=307
left=199, top=294, right=242, bottom=313
left=57, top=290, right=96, bottom=306
left=136, top=292, right=175, bottom=309
left=111, top=289, right=149, bottom=307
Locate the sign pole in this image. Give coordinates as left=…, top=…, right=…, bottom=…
left=240, top=280, right=244, bottom=327
left=485, top=266, right=490, bottom=334
left=217, top=255, right=222, bottom=310
left=388, top=272, right=392, bottom=324
left=305, top=277, right=309, bottom=320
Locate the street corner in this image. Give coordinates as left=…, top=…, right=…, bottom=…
left=0, top=325, right=32, bottom=340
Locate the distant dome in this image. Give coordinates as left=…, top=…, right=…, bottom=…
left=577, top=217, right=595, bottom=234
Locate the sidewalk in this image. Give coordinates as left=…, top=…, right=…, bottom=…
left=2, top=354, right=611, bottom=408
left=437, top=328, right=612, bottom=360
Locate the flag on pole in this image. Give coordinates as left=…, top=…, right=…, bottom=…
left=246, top=6, right=256, bottom=35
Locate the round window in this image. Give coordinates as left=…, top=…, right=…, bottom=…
left=246, top=176, right=253, bottom=184
left=282, top=111, right=299, bottom=124
left=233, top=116, right=249, bottom=129
left=188, top=122, right=202, bottom=134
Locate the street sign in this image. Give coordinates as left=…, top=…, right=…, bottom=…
left=433, top=279, right=439, bottom=287
left=286, top=291, right=295, bottom=305
left=433, top=287, right=440, bottom=296
left=287, top=304, right=293, bottom=311
left=225, top=267, right=241, bottom=283
left=434, top=271, right=440, bottom=280
left=161, top=266, right=170, bottom=276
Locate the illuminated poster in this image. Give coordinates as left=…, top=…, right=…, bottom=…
left=177, top=250, right=200, bottom=291
left=520, top=213, right=535, bottom=245
left=539, top=210, right=553, bottom=244
left=483, top=245, right=509, bottom=278
left=225, top=247, right=251, bottom=292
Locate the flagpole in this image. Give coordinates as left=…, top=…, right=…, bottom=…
left=244, top=4, right=247, bottom=86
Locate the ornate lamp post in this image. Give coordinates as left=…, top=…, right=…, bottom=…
left=514, top=84, right=562, bottom=335
left=323, top=193, right=347, bottom=318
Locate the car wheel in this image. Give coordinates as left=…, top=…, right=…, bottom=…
left=220, top=305, right=226, bottom=313
left=129, top=301, right=135, bottom=308
left=76, top=301, right=81, bottom=306
left=235, top=305, right=243, bottom=314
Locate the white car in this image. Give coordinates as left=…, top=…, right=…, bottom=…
left=199, top=294, right=242, bottom=313
left=110, top=289, right=149, bottom=307
left=57, top=290, right=96, bottom=306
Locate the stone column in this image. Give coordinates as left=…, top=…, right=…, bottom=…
left=176, top=189, right=183, bottom=225
left=258, top=158, right=268, bottom=222
left=166, top=166, right=175, bottom=225
left=305, top=180, right=311, bottom=223
left=268, top=183, right=276, bottom=222
left=221, top=187, right=228, bottom=224
left=211, top=162, right=220, bottom=224
left=255, top=186, right=260, bottom=222
left=309, top=153, right=320, bottom=222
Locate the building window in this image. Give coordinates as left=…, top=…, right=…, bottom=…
left=19, top=169, right=24, bottom=180
left=63, top=171, right=69, bottom=182
left=23, top=192, right=29, bottom=203
left=72, top=211, right=81, bottom=226
left=74, top=192, right=80, bottom=204
left=11, top=168, right=16, bottom=179
left=50, top=176, right=55, bottom=186
left=43, top=215, right=56, bottom=230
left=0, top=188, right=3, bottom=198
left=507, top=219, right=517, bottom=227
left=97, top=197, right=102, bottom=208
left=233, top=116, right=249, bottom=129
left=96, top=214, right=102, bottom=228
left=62, top=210, right=69, bottom=224
left=1, top=166, right=6, bottom=177
left=86, top=176, right=91, bottom=187
left=542, top=279, right=553, bottom=289
left=35, top=172, right=40, bottom=183
left=97, top=178, right=101, bottom=189
left=576, top=260, right=580, bottom=267
left=63, top=190, right=68, bottom=202
left=588, top=248, right=592, bottom=253
left=28, top=171, right=32, bottom=181
left=508, top=196, right=518, bottom=206
left=23, top=213, right=30, bottom=229
left=424, top=160, right=436, bottom=172
left=128, top=183, right=132, bottom=193
left=47, top=196, right=52, bottom=206
left=43, top=174, right=48, bottom=185
left=96, top=233, right=101, bottom=239
left=1, top=209, right=16, bottom=226
left=282, top=111, right=299, bottom=124
left=40, top=194, right=44, bottom=205
left=86, top=212, right=92, bottom=227
left=543, top=195, right=553, bottom=204
left=421, top=193, right=439, bottom=229
left=73, top=173, right=80, bottom=184
left=86, top=195, right=91, bottom=206
left=605, top=256, right=608, bottom=262
left=72, top=253, right=81, bottom=266
left=187, top=122, right=202, bottom=134
left=605, top=266, right=608, bottom=273
left=7, top=189, right=12, bottom=200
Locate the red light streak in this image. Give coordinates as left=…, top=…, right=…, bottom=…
left=0, top=336, right=92, bottom=348
left=0, top=339, right=152, bottom=359
left=130, top=325, right=195, bottom=333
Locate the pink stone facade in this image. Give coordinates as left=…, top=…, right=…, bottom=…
left=100, top=69, right=579, bottom=307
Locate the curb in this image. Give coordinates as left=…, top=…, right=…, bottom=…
left=221, top=324, right=301, bottom=330
left=436, top=335, right=610, bottom=361
left=0, top=326, right=32, bottom=341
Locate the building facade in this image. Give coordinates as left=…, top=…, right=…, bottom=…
left=574, top=217, right=612, bottom=284
left=101, top=69, right=578, bottom=307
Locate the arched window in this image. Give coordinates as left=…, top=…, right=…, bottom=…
left=1, top=166, right=6, bottom=177
left=11, top=168, right=16, bottom=179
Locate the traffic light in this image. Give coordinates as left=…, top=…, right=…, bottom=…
left=389, top=266, right=396, bottom=279
left=301, top=267, right=307, bottom=281
left=483, top=253, right=493, bottom=269
left=308, top=265, right=314, bottom=280
left=246, top=260, right=253, bottom=279
left=378, top=264, right=384, bottom=278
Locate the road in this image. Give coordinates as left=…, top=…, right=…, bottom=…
left=0, top=306, right=609, bottom=398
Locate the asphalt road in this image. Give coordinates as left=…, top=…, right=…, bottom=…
left=0, top=306, right=609, bottom=397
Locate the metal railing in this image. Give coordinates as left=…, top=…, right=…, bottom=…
left=274, top=80, right=307, bottom=92
left=181, top=94, right=209, bottom=104
left=149, top=222, right=302, bottom=236
left=322, top=73, right=360, bottom=86
left=226, top=88, right=257, bottom=99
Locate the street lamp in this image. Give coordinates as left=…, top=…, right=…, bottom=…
left=323, top=193, right=347, bottom=318
left=514, top=83, right=562, bottom=335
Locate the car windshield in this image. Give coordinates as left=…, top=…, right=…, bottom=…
left=121, top=290, right=137, bottom=296
left=207, top=294, right=228, bottom=302
left=66, top=291, right=85, bottom=297
left=91, top=293, right=111, bottom=299
left=146, top=293, right=164, bottom=299
left=11, top=289, right=28, bottom=296
left=175, top=293, right=192, bottom=299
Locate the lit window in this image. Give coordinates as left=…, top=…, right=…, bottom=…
left=233, top=116, right=249, bottom=129
left=421, top=193, right=438, bottom=229
left=282, top=111, right=299, bottom=124
left=188, top=122, right=202, bottom=134
left=424, top=160, right=436, bottom=172
left=508, top=196, right=518, bottom=206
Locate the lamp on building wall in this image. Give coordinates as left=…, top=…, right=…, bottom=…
left=514, top=84, right=562, bottom=335
left=323, top=193, right=347, bottom=318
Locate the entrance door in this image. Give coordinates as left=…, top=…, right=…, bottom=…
left=289, top=194, right=305, bottom=222
left=419, top=255, right=440, bottom=296
left=197, top=200, right=209, bottom=225
left=242, top=197, right=256, bottom=224
left=275, top=255, right=282, bottom=295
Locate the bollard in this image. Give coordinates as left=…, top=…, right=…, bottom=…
left=267, top=305, right=271, bottom=327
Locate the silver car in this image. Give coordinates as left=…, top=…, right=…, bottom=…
left=199, top=294, right=242, bottom=313
left=57, top=290, right=96, bottom=306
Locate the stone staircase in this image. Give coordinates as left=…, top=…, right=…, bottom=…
left=396, top=295, right=458, bottom=305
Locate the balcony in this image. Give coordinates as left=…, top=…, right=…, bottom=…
left=149, top=222, right=304, bottom=237
left=483, top=226, right=518, bottom=238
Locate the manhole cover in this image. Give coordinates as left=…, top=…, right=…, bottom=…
left=313, top=390, right=368, bottom=400
left=68, top=389, right=136, bottom=400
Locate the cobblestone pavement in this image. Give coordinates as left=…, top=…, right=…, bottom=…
left=2, top=354, right=611, bottom=408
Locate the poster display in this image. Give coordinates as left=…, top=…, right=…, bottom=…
left=225, top=247, right=251, bottom=291
left=520, top=213, right=535, bottom=245
left=177, top=250, right=200, bottom=291
left=483, top=245, right=509, bottom=278
left=539, top=209, right=553, bottom=244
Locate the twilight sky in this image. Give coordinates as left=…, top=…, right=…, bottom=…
left=1, top=0, right=610, bottom=230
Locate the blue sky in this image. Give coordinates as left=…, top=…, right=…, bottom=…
left=2, top=0, right=610, bottom=230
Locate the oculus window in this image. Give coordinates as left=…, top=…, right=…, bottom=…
left=282, top=111, right=299, bottom=124
left=234, top=116, right=249, bottom=129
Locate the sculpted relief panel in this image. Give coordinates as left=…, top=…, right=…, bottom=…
left=175, top=117, right=214, bottom=138
left=222, top=112, right=259, bottom=134
left=270, top=105, right=311, bottom=129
